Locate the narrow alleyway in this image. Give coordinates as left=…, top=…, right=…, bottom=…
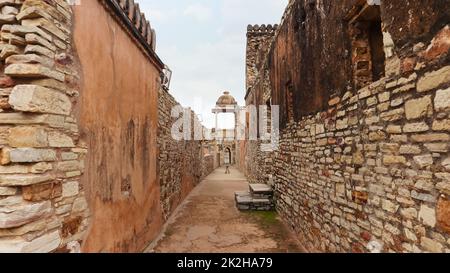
left=146, top=167, right=304, bottom=253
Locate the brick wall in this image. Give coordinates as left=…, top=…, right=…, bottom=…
left=243, top=0, right=450, bottom=253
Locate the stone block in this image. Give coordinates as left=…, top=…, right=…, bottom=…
left=22, top=182, right=62, bottom=202
left=9, top=148, right=56, bottom=163
left=0, top=201, right=51, bottom=229
left=387, top=125, right=402, bottom=134
left=0, top=186, right=17, bottom=196
left=9, top=85, right=71, bottom=115
left=417, top=66, right=450, bottom=93
left=5, top=64, right=64, bottom=81
left=403, top=122, right=429, bottom=133
left=57, top=160, right=81, bottom=172
left=62, top=181, right=79, bottom=198
left=6, top=54, right=54, bottom=68
left=48, top=131, right=74, bottom=147
left=72, top=197, right=88, bottom=213
left=399, top=145, right=421, bottom=155
left=411, top=134, right=450, bottom=143
left=0, top=174, right=54, bottom=186
left=0, top=230, right=61, bottom=253
left=432, top=119, right=450, bottom=131
left=0, top=148, right=11, bottom=165
left=380, top=108, right=404, bottom=122
left=421, top=237, right=443, bottom=253
left=382, top=199, right=399, bottom=213
left=425, top=143, right=448, bottom=153
left=419, top=205, right=436, bottom=227
left=400, top=208, right=418, bottom=220
left=405, top=96, right=433, bottom=120
left=383, top=155, right=407, bottom=165
left=434, top=88, right=450, bottom=112
left=414, top=155, right=434, bottom=168
left=8, top=126, right=48, bottom=147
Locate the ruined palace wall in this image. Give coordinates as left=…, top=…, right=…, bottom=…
left=246, top=0, right=450, bottom=252
left=238, top=25, right=278, bottom=182
left=158, top=88, right=214, bottom=220
left=73, top=0, right=164, bottom=252
left=0, top=0, right=90, bottom=253
left=0, top=0, right=214, bottom=253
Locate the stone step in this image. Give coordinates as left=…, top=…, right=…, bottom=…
left=235, top=191, right=274, bottom=211
left=249, top=183, right=273, bottom=199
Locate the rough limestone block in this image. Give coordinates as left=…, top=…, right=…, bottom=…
left=22, top=182, right=62, bottom=202
left=0, top=44, right=21, bottom=60
left=419, top=205, right=437, bottom=227
left=431, top=119, right=450, bottom=131
left=405, top=96, right=433, bottom=120
left=5, top=64, right=64, bottom=81
left=9, top=148, right=56, bottom=163
left=0, top=230, right=61, bottom=253
left=62, top=181, right=79, bottom=198
left=417, top=66, right=450, bottom=93
left=48, top=131, right=74, bottom=147
left=0, top=186, right=17, bottom=196
left=9, top=85, right=71, bottom=115
left=72, top=197, right=88, bottom=213
left=8, top=126, right=48, bottom=148
left=21, top=17, right=69, bottom=42
left=25, top=33, right=57, bottom=51
left=0, top=201, right=51, bottom=229
left=421, top=237, right=443, bottom=253
left=1, top=24, right=53, bottom=41
left=57, top=160, right=81, bottom=172
left=6, top=54, right=54, bottom=68
left=411, top=134, right=450, bottom=143
left=0, top=174, right=54, bottom=186
left=403, top=122, right=429, bottom=133
left=434, top=88, right=450, bottom=112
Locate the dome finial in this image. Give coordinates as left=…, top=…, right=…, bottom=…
left=216, top=91, right=237, bottom=107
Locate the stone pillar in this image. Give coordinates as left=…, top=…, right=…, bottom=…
left=0, top=0, right=89, bottom=253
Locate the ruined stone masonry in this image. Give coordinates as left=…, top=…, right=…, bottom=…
left=237, top=24, right=278, bottom=186
left=0, top=0, right=89, bottom=253
left=0, top=0, right=213, bottom=253
left=241, top=0, right=450, bottom=253
left=158, top=87, right=214, bottom=220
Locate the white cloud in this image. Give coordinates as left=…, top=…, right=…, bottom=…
left=136, top=0, right=289, bottom=128
left=183, top=3, right=213, bottom=22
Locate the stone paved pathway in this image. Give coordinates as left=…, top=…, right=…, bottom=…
left=146, top=166, right=304, bottom=253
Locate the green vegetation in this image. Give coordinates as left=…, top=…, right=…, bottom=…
left=246, top=211, right=279, bottom=227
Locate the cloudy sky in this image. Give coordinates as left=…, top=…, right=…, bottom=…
left=137, top=0, right=288, bottom=128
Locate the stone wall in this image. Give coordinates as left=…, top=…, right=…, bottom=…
left=158, top=88, right=215, bottom=220
left=246, top=24, right=278, bottom=92
left=0, top=0, right=214, bottom=253
left=239, top=25, right=277, bottom=184
left=0, top=0, right=89, bottom=253
left=243, top=0, right=450, bottom=253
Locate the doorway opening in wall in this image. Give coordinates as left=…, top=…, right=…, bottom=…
left=349, top=4, right=385, bottom=90
left=225, top=147, right=232, bottom=165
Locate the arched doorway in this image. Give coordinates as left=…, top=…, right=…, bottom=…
left=224, top=147, right=232, bottom=165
